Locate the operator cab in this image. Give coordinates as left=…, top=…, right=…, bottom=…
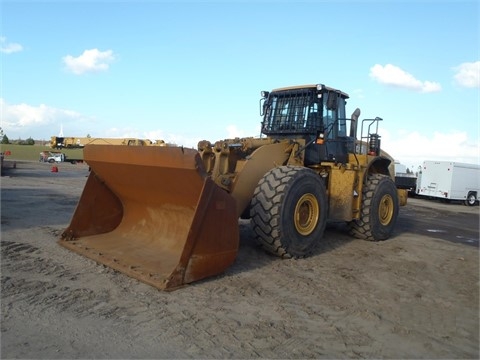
left=260, top=84, right=355, bottom=164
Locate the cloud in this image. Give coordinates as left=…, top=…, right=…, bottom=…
left=0, top=98, right=92, bottom=139
left=0, top=36, right=23, bottom=54
left=453, top=61, right=480, bottom=88
left=226, top=124, right=247, bottom=139
left=381, top=129, right=479, bottom=169
left=370, top=64, right=442, bottom=93
left=1, top=98, right=81, bottom=128
left=63, top=48, right=115, bottom=75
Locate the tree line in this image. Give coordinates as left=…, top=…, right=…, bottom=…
left=0, top=127, right=35, bottom=145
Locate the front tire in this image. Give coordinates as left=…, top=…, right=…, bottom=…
left=250, top=166, right=328, bottom=258
left=350, top=173, right=399, bottom=241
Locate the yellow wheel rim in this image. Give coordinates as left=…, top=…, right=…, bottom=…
left=294, top=193, right=319, bottom=236
left=378, top=194, right=394, bottom=225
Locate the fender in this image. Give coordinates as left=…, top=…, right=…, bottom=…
left=230, top=141, right=293, bottom=217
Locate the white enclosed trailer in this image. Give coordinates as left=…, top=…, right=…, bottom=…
left=416, top=160, right=480, bottom=205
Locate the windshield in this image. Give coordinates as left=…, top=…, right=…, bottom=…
left=262, top=89, right=320, bottom=135
left=322, top=92, right=347, bottom=139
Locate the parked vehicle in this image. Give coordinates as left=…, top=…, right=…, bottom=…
left=416, top=160, right=480, bottom=206
left=40, top=151, right=84, bottom=164
left=394, top=161, right=417, bottom=194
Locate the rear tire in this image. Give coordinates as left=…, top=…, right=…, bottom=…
left=465, top=192, right=477, bottom=206
left=250, top=166, right=328, bottom=258
left=350, top=173, right=399, bottom=241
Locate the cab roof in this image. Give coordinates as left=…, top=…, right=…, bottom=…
left=271, top=84, right=349, bottom=99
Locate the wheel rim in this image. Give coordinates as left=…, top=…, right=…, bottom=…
left=468, top=194, right=475, bottom=205
left=378, top=194, right=394, bottom=225
left=294, top=193, right=319, bottom=236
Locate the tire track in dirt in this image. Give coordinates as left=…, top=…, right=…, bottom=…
left=1, top=227, right=128, bottom=323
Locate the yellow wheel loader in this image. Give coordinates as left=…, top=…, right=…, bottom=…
left=60, top=84, right=407, bottom=290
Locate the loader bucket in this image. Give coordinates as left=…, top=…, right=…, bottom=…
left=60, top=145, right=239, bottom=290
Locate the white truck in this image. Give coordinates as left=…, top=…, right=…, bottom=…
left=39, top=151, right=84, bottom=164
left=416, top=160, right=480, bottom=206
left=39, top=151, right=65, bottom=163
left=46, top=152, right=65, bottom=163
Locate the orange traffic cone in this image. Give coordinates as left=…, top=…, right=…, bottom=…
left=51, top=166, right=58, bottom=173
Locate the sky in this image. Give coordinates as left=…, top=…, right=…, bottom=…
left=1, top=0, right=479, bottom=171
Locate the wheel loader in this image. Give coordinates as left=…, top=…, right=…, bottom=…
left=60, top=83, right=408, bottom=290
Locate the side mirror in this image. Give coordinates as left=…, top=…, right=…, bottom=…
left=326, top=93, right=338, bottom=110
left=259, top=98, right=266, bottom=116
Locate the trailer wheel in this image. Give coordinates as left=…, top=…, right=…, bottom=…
left=250, top=166, right=328, bottom=258
left=350, top=173, right=399, bottom=241
left=465, top=192, right=477, bottom=206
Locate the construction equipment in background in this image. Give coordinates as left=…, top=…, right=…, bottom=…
left=60, top=83, right=408, bottom=291
left=50, top=136, right=166, bottom=149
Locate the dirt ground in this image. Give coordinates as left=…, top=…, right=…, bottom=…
left=1, top=160, right=479, bottom=359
